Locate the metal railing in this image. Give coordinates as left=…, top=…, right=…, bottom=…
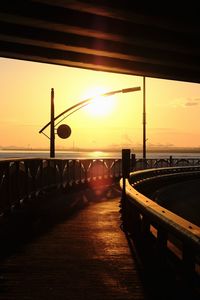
left=133, top=156, right=200, bottom=170
left=120, top=152, right=200, bottom=290
left=1, top=155, right=200, bottom=218
left=1, top=155, right=200, bottom=288
left=0, top=158, right=122, bottom=217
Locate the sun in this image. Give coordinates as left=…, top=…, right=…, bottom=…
left=87, top=95, right=115, bottom=116
left=84, top=87, right=116, bottom=117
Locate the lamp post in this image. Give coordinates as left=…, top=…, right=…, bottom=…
left=50, top=88, right=55, bottom=158
left=39, top=86, right=141, bottom=158
left=143, top=77, right=146, bottom=160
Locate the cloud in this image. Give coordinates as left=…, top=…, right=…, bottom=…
left=185, top=102, right=198, bottom=106
left=172, top=97, right=200, bottom=108
left=185, top=98, right=200, bottom=106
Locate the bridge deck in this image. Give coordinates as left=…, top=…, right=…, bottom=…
left=0, top=187, right=147, bottom=300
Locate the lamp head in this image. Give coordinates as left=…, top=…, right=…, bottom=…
left=122, top=87, right=141, bottom=93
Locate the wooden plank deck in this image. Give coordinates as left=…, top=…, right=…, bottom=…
left=0, top=187, right=147, bottom=300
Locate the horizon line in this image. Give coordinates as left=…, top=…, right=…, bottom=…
left=1, top=146, right=200, bottom=153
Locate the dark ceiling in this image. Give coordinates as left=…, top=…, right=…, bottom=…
left=0, top=1, right=200, bottom=83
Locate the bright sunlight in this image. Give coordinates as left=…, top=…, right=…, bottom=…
left=83, top=86, right=116, bottom=117
left=87, top=95, right=115, bottom=117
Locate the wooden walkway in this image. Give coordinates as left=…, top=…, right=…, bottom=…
left=0, top=185, right=199, bottom=300
left=0, top=187, right=147, bottom=300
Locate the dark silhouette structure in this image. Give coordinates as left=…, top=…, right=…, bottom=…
left=0, top=2, right=200, bottom=298
left=0, top=1, right=199, bottom=83
left=0, top=157, right=199, bottom=299
left=39, top=87, right=141, bottom=157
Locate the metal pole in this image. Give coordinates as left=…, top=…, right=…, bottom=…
left=121, top=149, right=130, bottom=231
left=50, top=88, right=55, bottom=158
left=143, top=77, right=146, bottom=159
left=39, top=86, right=141, bottom=134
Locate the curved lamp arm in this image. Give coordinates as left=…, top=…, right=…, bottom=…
left=39, top=86, right=141, bottom=134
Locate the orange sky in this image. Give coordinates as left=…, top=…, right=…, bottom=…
left=0, top=57, right=200, bottom=150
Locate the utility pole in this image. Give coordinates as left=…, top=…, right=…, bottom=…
left=50, top=88, right=55, bottom=158
left=143, top=77, right=146, bottom=159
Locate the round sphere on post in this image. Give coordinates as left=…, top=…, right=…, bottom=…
left=57, top=124, right=71, bottom=139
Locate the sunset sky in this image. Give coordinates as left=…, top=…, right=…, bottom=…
left=1, top=57, right=200, bottom=151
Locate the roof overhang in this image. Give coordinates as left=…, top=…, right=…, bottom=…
left=0, top=1, right=200, bottom=83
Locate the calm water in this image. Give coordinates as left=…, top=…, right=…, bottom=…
left=0, top=150, right=200, bottom=159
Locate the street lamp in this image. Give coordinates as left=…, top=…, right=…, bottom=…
left=143, top=77, right=146, bottom=160
left=39, top=86, right=141, bottom=157
left=50, top=88, right=55, bottom=158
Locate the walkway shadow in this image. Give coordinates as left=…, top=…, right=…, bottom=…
left=0, top=183, right=121, bottom=259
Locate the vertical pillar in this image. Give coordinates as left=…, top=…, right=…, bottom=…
left=182, top=246, right=195, bottom=281
left=122, top=149, right=131, bottom=180
left=169, top=155, right=173, bottom=167
left=50, top=88, right=55, bottom=158
left=143, top=76, right=146, bottom=160
left=120, top=149, right=131, bottom=231
left=131, top=153, right=136, bottom=170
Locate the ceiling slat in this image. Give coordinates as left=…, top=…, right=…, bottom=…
left=0, top=1, right=199, bottom=83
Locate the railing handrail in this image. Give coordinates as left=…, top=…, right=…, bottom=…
left=120, top=153, right=200, bottom=287
left=120, top=177, right=200, bottom=250
left=130, top=166, right=200, bottom=186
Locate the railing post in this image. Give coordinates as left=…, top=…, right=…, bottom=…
left=122, top=149, right=130, bottom=197
left=5, top=162, right=11, bottom=215
left=169, top=155, right=173, bottom=167
left=122, top=149, right=131, bottom=179
left=157, top=228, right=167, bottom=252
left=182, top=245, right=196, bottom=283
left=156, top=228, right=168, bottom=265
left=131, top=153, right=136, bottom=171
left=142, top=158, right=147, bottom=169
left=15, top=161, right=20, bottom=208
left=141, top=215, right=151, bottom=237
left=120, top=149, right=131, bottom=231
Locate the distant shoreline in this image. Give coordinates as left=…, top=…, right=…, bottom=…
left=1, top=148, right=200, bottom=153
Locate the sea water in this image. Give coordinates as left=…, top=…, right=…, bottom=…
left=0, top=150, right=200, bottom=159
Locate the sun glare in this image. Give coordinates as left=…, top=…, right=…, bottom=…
left=87, top=95, right=115, bottom=116
left=84, top=87, right=116, bottom=117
